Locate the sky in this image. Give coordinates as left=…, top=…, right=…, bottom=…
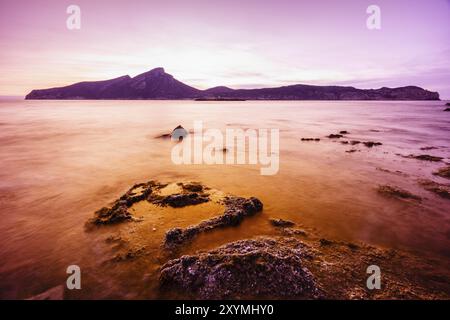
left=0, top=0, right=449, bottom=98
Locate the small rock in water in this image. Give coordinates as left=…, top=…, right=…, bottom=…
left=433, top=166, right=450, bottom=179
left=339, top=130, right=349, bottom=134
left=377, top=185, right=421, bottom=201
left=363, top=141, right=382, bottom=148
left=327, top=134, right=343, bottom=139
left=269, top=218, right=295, bottom=227
left=405, top=154, right=443, bottom=162
left=418, top=179, right=450, bottom=199
left=171, top=125, right=189, bottom=141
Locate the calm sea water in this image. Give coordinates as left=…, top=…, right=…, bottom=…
left=0, top=98, right=449, bottom=298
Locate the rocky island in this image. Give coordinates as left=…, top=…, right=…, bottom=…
left=25, top=67, right=440, bottom=100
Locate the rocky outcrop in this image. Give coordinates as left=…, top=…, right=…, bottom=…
left=86, top=180, right=210, bottom=227
left=87, top=181, right=156, bottom=226
left=25, top=67, right=440, bottom=100
left=164, top=197, right=263, bottom=248
left=159, top=237, right=320, bottom=299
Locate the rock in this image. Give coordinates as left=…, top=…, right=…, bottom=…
left=341, top=141, right=349, bottom=144
left=159, top=193, right=209, bottom=208
left=405, top=154, right=443, bottom=162
left=433, top=166, right=450, bottom=179
left=164, top=197, right=263, bottom=248
left=113, top=246, right=146, bottom=262
left=89, top=205, right=132, bottom=226
left=345, top=149, right=358, bottom=153
left=347, top=243, right=359, bottom=250
left=301, top=138, right=320, bottom=141
left=179, top=182, right=203, bottom=192
left=282, top=228, right=307, bottom=237
left=319, top=239, right=333, bottom=246
left=363, top=141, right=382, bottom=148
left=444, top=108, right=450, bottom=111
left=86, top=182, right=155, bottom=226
left=418, top=179, right=450, bottom=199
left=377, top=185, right=421, bottom=201
left=339, top=131, right=349, bottom=134
left=446, top=102, right=450, bottom=106
left=350, top=140, right=361, bottom=145
left=327, top=134, right=343, bottom=139
left=269, top=218, right=295, bottom=227
left=171, top=125, right=189, bottom=141
left=159, top=238, right=320, bottom=299
left=420, top=146, right=439, bottom=151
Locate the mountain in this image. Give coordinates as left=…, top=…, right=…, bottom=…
left=26, top=68, right=200, bottom=100
left=25, top=68, right=440, bottom=100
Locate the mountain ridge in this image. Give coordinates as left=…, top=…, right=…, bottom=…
left=25, top=67, right=440, bottom=100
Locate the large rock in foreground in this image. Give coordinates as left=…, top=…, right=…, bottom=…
left=159, top=238, right=320, bottom=299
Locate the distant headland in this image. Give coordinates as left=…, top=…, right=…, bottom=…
left=25, top=67, right=440, bottom=100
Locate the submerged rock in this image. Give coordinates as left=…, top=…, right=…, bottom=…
left=377, top=185, right=421, bottom=201
left=445, top=108, right=450, bottom=111
left=159, top=192, right=209, bottom=208
left=159, top=238, right=320, bottom=299
left=301, top=138, right=320, bottom=141
left=270, top=218, right=295, bottom=227
left=420, top=146, right=439, bottom=151
left=339, top=130, right=349, bottom=134
left=178, top=182, right=204, bottom=192
left=87, top=182, right=156, bottom=226
left=164, top=197, right=263, bottom=248
left=404, top=154, right=443, bottom=162
left=418, top=179, right=450, bottom=199
left=433, top=166, right=450, bottom=179
left=87, top=180, right=209, bottom=227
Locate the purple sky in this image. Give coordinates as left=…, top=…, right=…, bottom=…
left=0, top=0, right=449, bottom=98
